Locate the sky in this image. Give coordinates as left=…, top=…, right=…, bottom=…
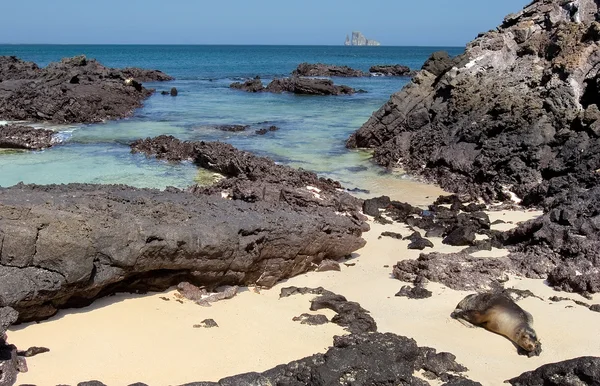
left=1, top=0, right=531, bottom=46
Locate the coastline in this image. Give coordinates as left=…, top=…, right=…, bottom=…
left=10, top=206, right=600, bottom=385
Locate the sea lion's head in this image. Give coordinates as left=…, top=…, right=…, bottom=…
left=516, top=325, right=539, bottom=353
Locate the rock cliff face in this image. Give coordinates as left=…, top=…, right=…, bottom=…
left=348, top=0, right=600, bottom=295
left=348, top=0, right=600, bottom=202
left=344, top=31, right=380, bottom=46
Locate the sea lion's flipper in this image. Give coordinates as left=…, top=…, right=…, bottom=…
left=455, top=317, right=478, bottom=328
left=451, top=309, right=479, bottom=328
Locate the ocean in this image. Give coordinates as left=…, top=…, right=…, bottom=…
left=0, top=45, right=463, bottom=193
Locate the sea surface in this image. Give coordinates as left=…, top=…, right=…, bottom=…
left=0, top=45, right=463, bottom=193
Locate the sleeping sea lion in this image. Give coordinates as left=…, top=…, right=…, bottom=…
left=451, top=292, right=542, bottom=356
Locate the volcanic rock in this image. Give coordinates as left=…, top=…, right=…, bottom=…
left=292, top=313, right=329, bottom=325
left=507, top=356, right=600, bottom=385
left=131, top=135, right=364, bottom=215
left=265, top=77, right=357, bottom=95
left=362, top=195, right=391, bottom=216
left=230, top=76, right=358, bottom=95
left=369, top=64, right=412, bottom=76
left=280, top=286, right=376, bottom=334
left=120, top=67, right=174, bottom=82
left=0, top=124, right=55, bottom=150
left=229, top=76, right=264, bottom=92
left=292, top=62, right=367, bottom=77
left=0, top=183, right=366, bottom=323
left=181, top=332, right=473, bottom=386
left=0, top=55, right=172, bottom=123
left=393, top=252, right=510, bottom=291
left=348, top=0, right=600, bottom=294
left=396, top=285, right=433, bottom=299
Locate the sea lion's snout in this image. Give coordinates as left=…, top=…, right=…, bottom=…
left=517, top=328, right=539, bottom=353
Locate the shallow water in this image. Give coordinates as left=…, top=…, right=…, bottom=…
left=0, top=45, right=463, bottom=192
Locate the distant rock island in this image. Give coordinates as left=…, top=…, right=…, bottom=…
left=344, top=31, right=380, bottom=46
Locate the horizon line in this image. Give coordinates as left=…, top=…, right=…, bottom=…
left=0, top=43, right=465, bottom=48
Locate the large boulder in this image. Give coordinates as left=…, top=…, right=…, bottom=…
left=0, top=55, right=173, bottom=123
left=0, top=124, right=55, bottom=150
left=0, top=183, right=366, bottom=323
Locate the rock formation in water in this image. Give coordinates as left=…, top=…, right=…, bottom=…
left=292, top=62, right=367, bottom=77
left=344, top=31, right=381, bottom=46
left=0, top=55, right=173, bottom=124
left=230, top=76, right=358, bottom=95
left=369, top=64, right=413, bottom=76
left=347, top=0, right=600, bottom=295
left=0, top=124, right=55, bottom=150
left=130, top=135, right=365, bottom=215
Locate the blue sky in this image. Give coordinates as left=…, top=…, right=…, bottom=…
left=2, top=0, right=530, bottom=46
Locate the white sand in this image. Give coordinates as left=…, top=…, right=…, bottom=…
left=9, top=207, right=600, bottom=386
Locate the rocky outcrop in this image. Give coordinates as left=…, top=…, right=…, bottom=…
left=393, top=252, right=510, bottom=291
left=181, top=333, right=474, bottom=386
left=292, top=63, right=367, bottom=77
left=348, top=0, right=600, bottom=294
left=0, top=55, right=172, bottom=123
left=347, top=0, right=600, bottom=203
left=131, top=135, right=364, bottom=215
left=230, top=76, right=358, bottom=95
left=229, top=76, right=264, bottom=92
left=120, top=67, right=173, bottom=82
left=0, top=183, right=366, bottom=324
left=0, top=307, right=23, bottom=386
left=266, top=77, right=357, bottom=95
left=344, top=31, right=381, bottom=46
left=280, top=286, right=377, bottom=334
left=369, top=64, right=413, bottom=76
left=0, top=124, right=55, bottom=150
left=507, top=357, right=600, bottom=385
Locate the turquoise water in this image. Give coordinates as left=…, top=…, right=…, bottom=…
left=0, top=45, right=463, bottom=191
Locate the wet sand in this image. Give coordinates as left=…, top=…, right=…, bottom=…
left=9, top=206, right=600, bottom=385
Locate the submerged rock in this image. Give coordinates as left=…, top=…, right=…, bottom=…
left=0, top=55, right=173, bottom=123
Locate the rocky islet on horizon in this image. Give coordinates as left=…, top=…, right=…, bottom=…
left=344, top=31, right=381, bottom=46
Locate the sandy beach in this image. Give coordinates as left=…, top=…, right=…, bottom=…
left=8, top=197, right=599, bottom=386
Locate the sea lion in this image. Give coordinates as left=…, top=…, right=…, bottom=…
left=451, top=292, right=542, bottom=356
